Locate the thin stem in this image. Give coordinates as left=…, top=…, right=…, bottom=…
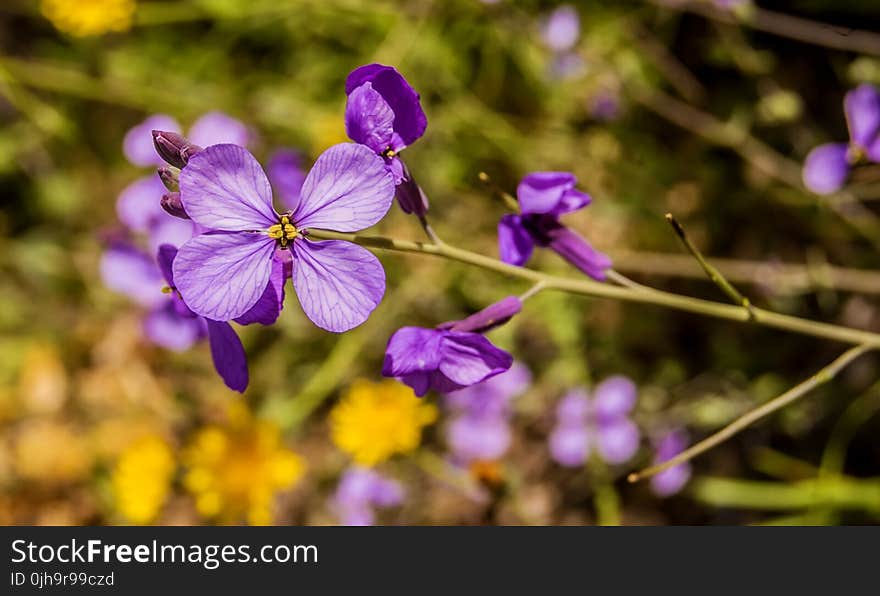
left=666, top=213, right=754, bottom=318
left=304, top=228, right=880, bottom=348
left=418, top=215, right=444, bottom=246
left=478, top=172, right=520, bottom=212
left=518, top=280, right=547, bottom=302
left=605, top=270, right=653, bottom=292
left=628, top=344, right=873, bottom=483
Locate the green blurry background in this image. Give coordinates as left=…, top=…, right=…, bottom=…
left=1, top=0, right=879, bottom=525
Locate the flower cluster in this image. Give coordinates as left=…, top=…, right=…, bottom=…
left=803, top=84, right=880, bottom=195
left=111, top=434, right=175, bottom=524
left=549, top=376, right=641, bottom=467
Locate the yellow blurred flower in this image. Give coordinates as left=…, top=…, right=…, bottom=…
left=13, top=420, right=92, bottom=484
left=18, top=342, right=67, bottom=415
left=111, top=435, right=175, bottom=524
left=330, top=379, right=437, bottom=466
left=40, top=0, right=136, bottom=37
left=311, top=112, right=349, bottom=153
left=182, top=402, right=305, bottom=525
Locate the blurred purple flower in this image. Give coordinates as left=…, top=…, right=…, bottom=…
left=650, top=429, right=692, bottom=497
left=588, top=90, right=622, bottom=122
left=267, top=149, right=306, bottom=212
left=541, top=5, right=580, bottom=53
left=549, top=376, right=641, bottom=467
left=803, top=84, right=880, bottom=194
left=498, top=172, right=611, bottom=280
left=333, top=467, right=404, bottom=526
left=383, top=296, right=521, bottom=396
left=444, top=362, right=531, bottom=464
left=172, top=143, right=393, bottom=330
left=345, top=63, right=429, bottom=216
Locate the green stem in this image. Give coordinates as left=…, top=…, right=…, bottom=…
left=304, top=229, right=880, bottom=348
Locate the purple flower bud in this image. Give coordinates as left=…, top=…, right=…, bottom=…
left=157, top=166, right=179, bottom=192
left=650, top=429, right=692, bottom=497
left=152, top=130, right=203, bottom=169
left=160, top=192, right=190, bottom=220
left=394, top=162, right=429, bottom=216
left=445, top=296, right=522, bottom=333
left=541, top=5, right=580, bottom=53
left=802, top=143, right=850, bottom=195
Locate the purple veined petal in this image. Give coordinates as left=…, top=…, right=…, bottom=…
left=382, top=327, right=445, bottom=379
left=447, top=415, right=511, bottom=463
left=205, top=319, right=249, bottom=392
left=541, top=5, right=580, bottom=53
left=549, top=424, right=590, bottom=467
left=116, top=175, right=167, bottom=232
left=123, top=114, right=181, bottom=167
left=233, top=255, right=286, bottom=326
left=802, top=143, right=850, bottom=195
left=844, top=84, right=880, bottom=149
left=187, top=111, right=252, bottom=148
left=100, top=243, right=166, bottom=309
left=556, top=388, right=590, bottom=426
left=498, top=214, right=535, bottom=266
left=592, top=375, right=637, bottom=421
left=517, top=172, right=580, bottom=215
left=178, top=144, right=277, bottom=231
left=386, top=155, right=406, bottom=186
left=438, top=331, right=514, bottom=388
left=345, top=64, right=427, bottom=147
left=267, top=149, right=306, bottom=212
left=143, top=302, right=206, bottom=352
left=291, top=239, right=385, bottom=332
left=148, top=215, right=196, bottom=255
left=596, top=418, right=640, bottom=465
left=173, top=232, right=276, bottom=321
left=345, top=82, right=395, bottom=154
left=156, top=244, right=177, bottom=286
left=294, top=143, right=395, bottom=232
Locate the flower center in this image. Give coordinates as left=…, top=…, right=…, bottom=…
left=267, top=215, right=298, bottom=248
left=382, top=147, right=396, bottom=158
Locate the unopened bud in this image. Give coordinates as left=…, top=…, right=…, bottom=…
left=157, top=166, right=180, bottom=192
left=160, top=192, right=190, bottom=220
left=395, top=161, right=429, bottom=216
left=152, top=130, right=202, bottom=169
left=444, top=296, right=523, bottom=334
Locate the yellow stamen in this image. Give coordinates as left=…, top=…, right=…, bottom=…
left=161, top=286, right=173, bottom=294
left=268, top=215, right=298, bottom=247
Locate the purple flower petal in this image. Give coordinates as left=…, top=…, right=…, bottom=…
left=156, top=244, right=177, bottom=286
left=448, top=415, right=511, bottom=462
left=498, top=214, right=535, bottom=266
left=147, top=216, right=196, bottom=255
left=233, top=256, right=286, bottom=326
left=173, top=232, right=276, bottom=321
left=294, top=143, right=394, bottom=232
left=439, top=331, right=514, bottom=388
left=543, top=222, right=611, bottom=281
left=382, top=327, right=445, bottom=379
left=345, top=64, right=427, bottom=147
left=555, top=388, right=590, bottom=426
left=143, top=303, right=206, bottom=351
left=292, top=239, right=385, bottom=332
left=517, top=172, right=589, bottom=215
left=117, top=175, right=167, bottom=232
left=187, top=111, right=251, bottom=148
left=592, top=375, right=637, bottom=421
left=844, top=84, right=880, bottom=149
left=446, top=296, right=523, bottom=334
left=178, top=144, right=277, bottom=231
left=650, top=429, right=692, bottom=497
left=267, top=149, right=306, bottom=212
left=124, top=114, right=181, bottom=167
left=541, top=5, right=580, bottom=53
left=100, top=243, right=166, bottom=308
left=345, top=82, right=396, bottom=154
left=549, top=424, right=590, bottom=467
left=802, top=143, right=849, bottom=195
left=596, top=418, right=640, bottom=465
left=206, top=319, right=249, bottom=392
left=446, top=360, right=531, bottom=413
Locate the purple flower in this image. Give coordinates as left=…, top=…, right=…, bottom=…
left=588, top=90, right=622, bottom=122
left=333, top=466, right=404, bottom=526
left=498, top=172, right=611, bottom=280
left=382, top=296, right=521, bottom=396
left=172, top=142, right=394, bottom=331
left=444, top=362, right=531, bottom=464
left=549, top=376, right=641, bottom=467
left=345, top=64, right=429, bottom=215
left=124, top=114, right=181, bottom=167
left=187, top=111, right=252, bottom=148
left=803, top=84, right=880, bottom=194
left=267, top=149, right=306, bottom=212
left=541, top=5, right=580, bottom=53
left=650, top=429, right=692, bottom=497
